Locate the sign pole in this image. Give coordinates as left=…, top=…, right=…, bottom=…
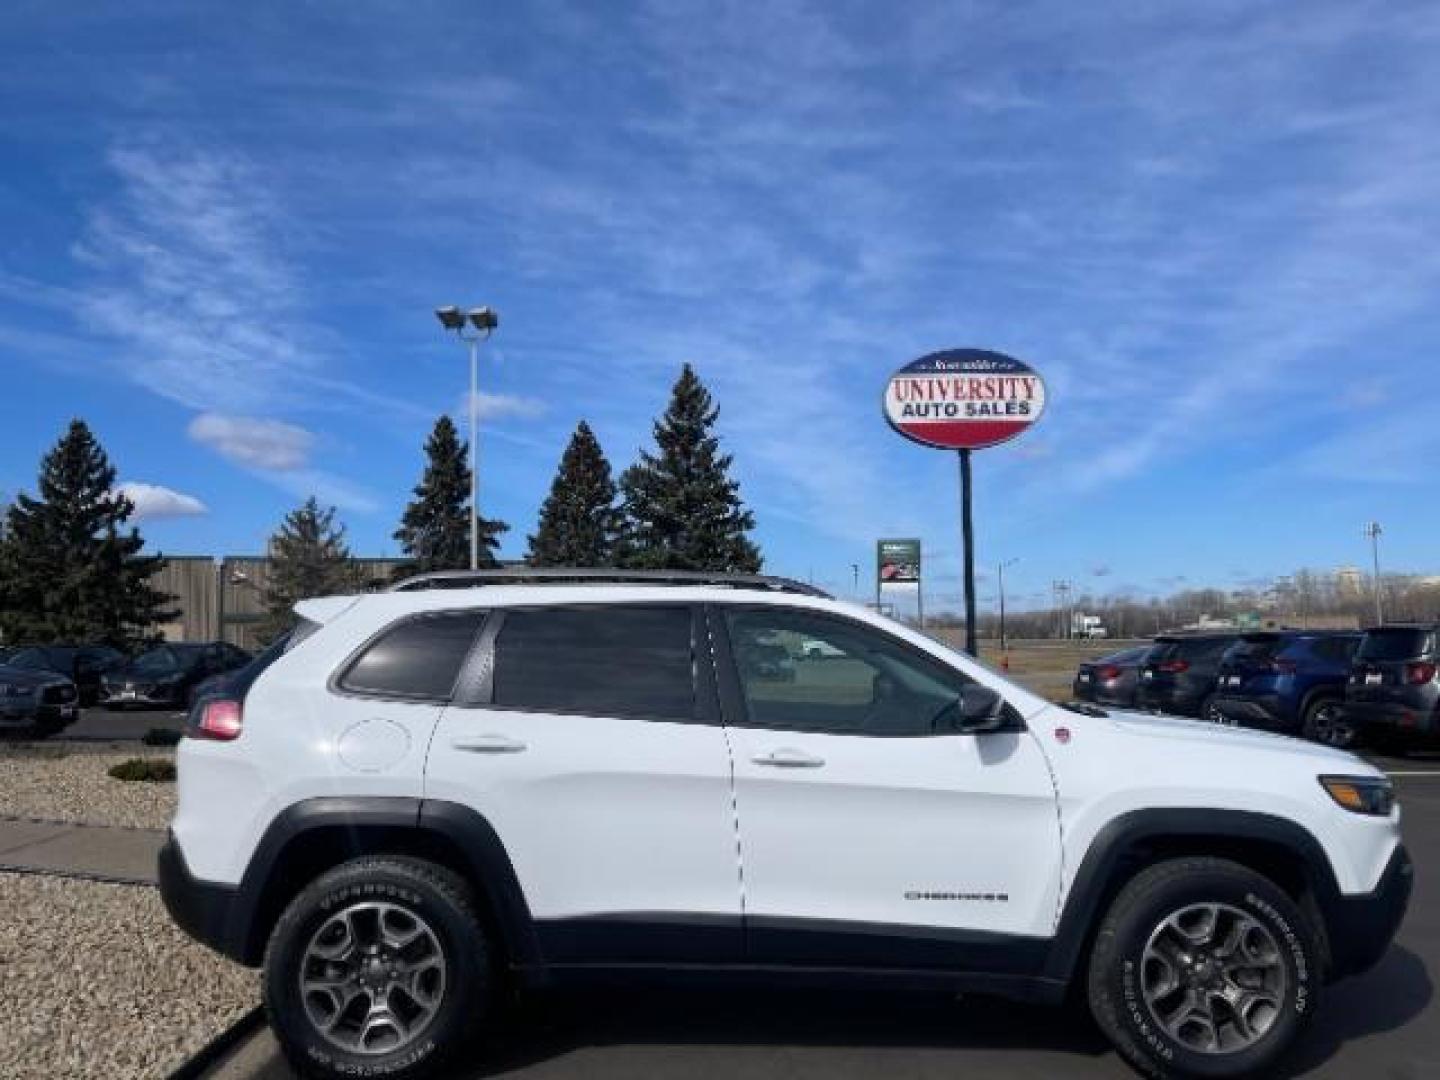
left=959, top=448, right=977, bottom=656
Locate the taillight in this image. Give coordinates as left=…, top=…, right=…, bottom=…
left=1406, top=662, right=1437, bottom=686
left=1097, top=665, right=1121, bottom=680
left=189, top=698, right=243, bottom=741
left=1158, top=659, right=1190, bottom=674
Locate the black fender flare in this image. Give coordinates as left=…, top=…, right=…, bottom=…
left=1041, top=808, right=1342, bottom=984
left=230, top=796, right=539, bottom=967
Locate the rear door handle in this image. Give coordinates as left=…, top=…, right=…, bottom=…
left=752, top=747, right=825, bottom=768
left=452, top=734, right=528, bottom=754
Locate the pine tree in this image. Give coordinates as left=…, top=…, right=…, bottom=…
left=260, top=498, right=359, bottom=640
left=393, top=415, right=508, bottom=577
left=0, top=420, right=175, bottom=648
left=619, top=364, right=762, bottom=573
left=528, top=421, right=622, bottom=567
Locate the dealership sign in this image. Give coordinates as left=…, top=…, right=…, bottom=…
left=877, top=538, right=921, bottom=587
left=883, top=348, right=1045, bottom=451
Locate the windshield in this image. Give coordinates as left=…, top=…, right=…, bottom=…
left=1358, top=628, right=1435, bottom=662
left=131, top=647, right=189, bottom=674
left=8, top=648, right=50, bottom=671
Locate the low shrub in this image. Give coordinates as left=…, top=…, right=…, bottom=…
left=107, top=758, right=177, bottom=782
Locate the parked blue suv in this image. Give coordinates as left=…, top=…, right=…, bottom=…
left=1206, top=630, right=1361, bottom=747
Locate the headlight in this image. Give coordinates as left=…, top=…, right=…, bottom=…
left=1319, top=775, right=1395, bottom=816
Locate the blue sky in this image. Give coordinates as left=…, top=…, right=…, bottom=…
left=2, top=1, right=1438, bottom=613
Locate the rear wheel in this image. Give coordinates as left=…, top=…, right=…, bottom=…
left=264, top=856, right=491, bottom=1079
left=1088, top=857, right=1320, bottom=1078
left=1302, top=698, right=1354, bottom=749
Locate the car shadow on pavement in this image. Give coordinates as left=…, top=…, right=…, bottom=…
left=447, top=985, right=1115, bottom=1077
left=1274, top=944, right=1432, bottom=1078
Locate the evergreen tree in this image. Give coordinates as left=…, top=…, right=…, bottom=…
left=0, top=420, right=175, bottom=648
left=618, top=364, right=762, bottom=573
left=260, top=498, right=358, bottom=640
left=528, top=421, right=622, bottom=567
left=393, top=415, right=508, bottom=577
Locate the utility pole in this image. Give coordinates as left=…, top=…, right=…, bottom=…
left=998, top=558, right=1019, bottom=653
left=1364, top=521, right=1384, bottom=626
left=434, top=305, right=499, bottom=570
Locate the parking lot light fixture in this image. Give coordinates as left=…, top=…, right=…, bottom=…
left=435, top=303, right=499, bottom=570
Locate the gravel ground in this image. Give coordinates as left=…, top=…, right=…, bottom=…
left=0, top=743, right=176, bottom=829
left=0, top=872, right=258, bottom=1079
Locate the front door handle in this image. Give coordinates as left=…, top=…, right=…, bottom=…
left=752, top=747, right=825, bottom=768
left=452, top=734, right=528, bottom=754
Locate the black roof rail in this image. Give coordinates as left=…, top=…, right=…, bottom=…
left=388, top=568, right=831, bottom=599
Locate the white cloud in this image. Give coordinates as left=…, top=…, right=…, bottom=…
left=458, top=391, right=547, bottom=422
left=187, top=412, right=314, bottom=471
left=115, top=482, right=207, bottom=520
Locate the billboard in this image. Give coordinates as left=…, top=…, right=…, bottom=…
left=883, top=348, right=1045, bottom=451
left=877, top=538, right=921, bottom=588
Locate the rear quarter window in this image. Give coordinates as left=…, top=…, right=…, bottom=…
left=338, top=611, right=487, bottom=701
left=1358, top=629, right=1436, bottom=662
left=1175, top=638, right=1235, bottom=663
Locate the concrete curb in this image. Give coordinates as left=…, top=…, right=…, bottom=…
left=0, top=811, right=166, bottom=834
left=167, top=1005, right=267, bottom=1080
left=0, top=861, right=156, bottom=888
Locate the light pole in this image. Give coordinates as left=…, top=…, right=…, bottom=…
left=1364, top=521, right=1384, bottom=626
left=435, top=305, right=499, bottom=571
left=851, top=563, right=860, bottom=599
left=998, top=557, right=1019, bottom=653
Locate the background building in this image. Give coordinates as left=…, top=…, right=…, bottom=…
left=151, top=556, right=409, bottom=650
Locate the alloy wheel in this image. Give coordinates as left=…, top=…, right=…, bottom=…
left=1309, top=703, right=1353, bottom=748
left=299, top=901, right=447, bottom=1055
left=1140, top=902, right=1288, bottom=1055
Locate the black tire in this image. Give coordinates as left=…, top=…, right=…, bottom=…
left=1200, top=696, right=1232, bottom=726
left=1087, top=857, right=1321, bottom=1079
left=264, top=856, right=491, bottom=1080
left=1301, top=697, right=1354, bottom=749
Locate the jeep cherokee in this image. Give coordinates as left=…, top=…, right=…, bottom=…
left=158, top=570, right=1411, bottom=1080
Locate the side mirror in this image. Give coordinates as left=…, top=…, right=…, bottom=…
left=953, top=685, right=1008, bottom=734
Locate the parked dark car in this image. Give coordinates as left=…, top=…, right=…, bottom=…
left=1344, top=623, right=1440, bottom=754
left=100, top=642, right=251, bottom=709
left=4, top=644, right=127, bottom=706
left=0, top=664, right=80, bottom=737
left=1134, top=632, right=1241, bottom=717
left=1206, top=630, right=1361, bottom=746
left=1072, top=644, right=1152, bottom=707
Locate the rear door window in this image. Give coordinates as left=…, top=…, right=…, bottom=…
left=1358, top=628, right=1435, bottom=662
left=339, top=611, right=487, bottom=701
left=491, top=606, right=695, bottom=720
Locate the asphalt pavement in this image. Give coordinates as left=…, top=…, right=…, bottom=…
left=56, top=705, right=187, bottom=741
left=201, top=769, right=1440, bottom=1080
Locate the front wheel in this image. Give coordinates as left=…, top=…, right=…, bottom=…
left=264, top=856, right=492, bottom=1080
left=1088, top=857, right=1320, bottom=1078
left=1302, top=699, right=1354, bottom=749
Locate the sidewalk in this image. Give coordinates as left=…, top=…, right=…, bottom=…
left=0, top=815, right=162, bottom=884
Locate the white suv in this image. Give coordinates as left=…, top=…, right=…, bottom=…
left=159, top=570, right=1411, bottom=1080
